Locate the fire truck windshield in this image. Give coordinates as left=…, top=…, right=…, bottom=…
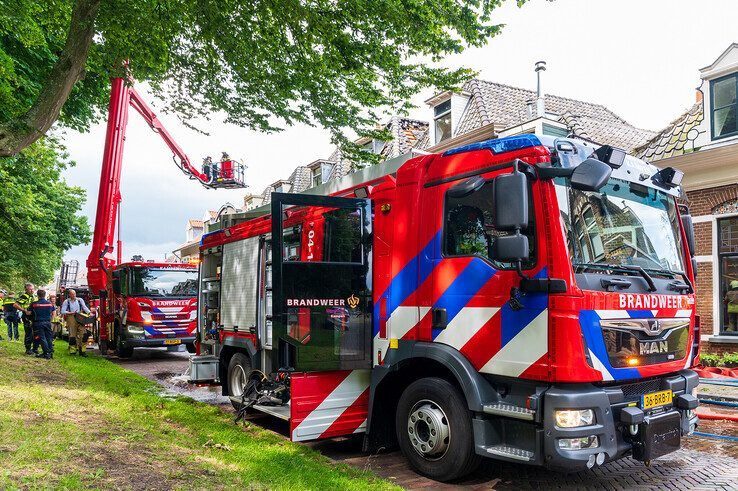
left=130, top=268, right=198, bottom=297
left=554, top=177, right=686, bottom=275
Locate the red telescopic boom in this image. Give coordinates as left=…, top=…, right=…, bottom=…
left=86, top=77, right=246, bottom=296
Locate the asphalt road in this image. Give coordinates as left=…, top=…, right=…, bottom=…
left=107, top=347, right=738, bottom=490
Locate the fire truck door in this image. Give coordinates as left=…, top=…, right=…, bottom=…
left=270, top=192, right=373, bottom=374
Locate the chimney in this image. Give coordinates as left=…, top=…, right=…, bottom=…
left=526, top=98, right=535, bottom=119
left=535, top=61, right=547, bottom=117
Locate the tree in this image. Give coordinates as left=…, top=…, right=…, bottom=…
left=0, top=138, right=91, bottom=289
left=0, top=0, right=515, bottom=158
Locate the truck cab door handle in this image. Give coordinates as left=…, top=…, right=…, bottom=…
left=432, top=308, right=447, bottom=330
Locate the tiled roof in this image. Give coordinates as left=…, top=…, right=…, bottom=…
left=380, top=117, right=430, bottom=158
left=633, top=102, right=704, bottom=162
left=187, top=219, right=204, bottom=228
left=455, top=79, right=656, bottom=152
left=288, top=166, right=313, bottom=193
left=559, top=113, right=657, bottom=153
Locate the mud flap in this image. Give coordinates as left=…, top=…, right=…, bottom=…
left=290, top=369, right=370, bottom=442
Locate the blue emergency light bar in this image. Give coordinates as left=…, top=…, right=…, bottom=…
left=443, top=134, right=542, bottom=157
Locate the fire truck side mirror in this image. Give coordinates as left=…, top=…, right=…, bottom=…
left=112, top=278, right=122, bottom=295
left=492, top=234, right=530, bottom=262
left=570, top=158, right=612, bottom=191
left=492, top=172, right=528, bottom=231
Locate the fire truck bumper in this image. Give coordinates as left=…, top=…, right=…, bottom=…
left=123, top=336, right=196, bottom=348
left=540, top=369, right=699, bottom=471
left=472, top=369, right=698, bottom=471
left=120, top=323, right=195, bottom=348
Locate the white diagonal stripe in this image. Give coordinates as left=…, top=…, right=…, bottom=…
left=480, top=309, right=548, bottom=377
left=433, top=307, right=498, bottom=350
left=589, top=349, right=614, bottom=381
left=292, top=369, right=370, bottom=442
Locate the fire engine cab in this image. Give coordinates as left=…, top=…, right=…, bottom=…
left=189, top=134, right=699, bottom=481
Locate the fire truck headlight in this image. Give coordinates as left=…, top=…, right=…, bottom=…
left=555, top=409, right=595, bottom=428
left=126, top=326, right=145, bottom=337
left=557, top=435, right=599, bottom=450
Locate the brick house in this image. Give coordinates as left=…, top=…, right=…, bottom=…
left=635, top=43, right=738, bottom=354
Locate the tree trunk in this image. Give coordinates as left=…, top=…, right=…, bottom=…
left=0, top=0, right=101, bottom=157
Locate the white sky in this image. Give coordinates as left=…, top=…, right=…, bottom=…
left=60, top=0, right=738, bottom=272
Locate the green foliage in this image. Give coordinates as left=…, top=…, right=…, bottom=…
left=0, top=339, right=398, bottom=489
left=700, top=353, right=721, bottom=367
left=0, top=138, right=90, bottom=289
left=1, top=0, right=515, bottom=159
left=721, top=352, right=738, bottom=367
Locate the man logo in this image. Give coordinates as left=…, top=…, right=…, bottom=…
left=648, top=319, right=661, bottom=335
left=347, top=294, right=360, bottom=309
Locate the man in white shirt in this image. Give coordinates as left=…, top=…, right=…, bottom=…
left=60, top=289, right=91, bottom=356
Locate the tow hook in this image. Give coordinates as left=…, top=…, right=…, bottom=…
left=621, top=406, right=644, bottom=437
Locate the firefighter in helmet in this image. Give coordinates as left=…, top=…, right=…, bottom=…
left=15, top=283, right=36, bottom=354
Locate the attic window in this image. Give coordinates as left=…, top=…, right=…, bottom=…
left=434, top=99, right=452, bottom=143
left=711, top=73, right=737, bottom=139
left=361, top=139, right=386, bottom=154
left=311, top=166, right=322, bottom=187
left=310, top=162, right=334, bottom=188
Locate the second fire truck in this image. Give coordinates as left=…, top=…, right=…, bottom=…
left=189, top=134, right=699, bottom=481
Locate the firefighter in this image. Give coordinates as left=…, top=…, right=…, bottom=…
left=220, top=152, right=233, bottom=180
left=0, top=291, right=5, bottom=341
left=725, top=280, right=738, bottom=331
left=28, top=290, right=55, bottom=359
left=3, top=291, right=20, bottom=341
left=15, top=283, right=36, bottom=354
left=60, top=288, right=91, bottom=356
left=202, top=156, right=213, bottom=183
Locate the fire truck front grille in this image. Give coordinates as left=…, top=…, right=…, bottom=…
left=620, top=378, right=663, bottom=400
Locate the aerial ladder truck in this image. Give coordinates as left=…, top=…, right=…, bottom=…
left=87, top=75, right=246, bottom=357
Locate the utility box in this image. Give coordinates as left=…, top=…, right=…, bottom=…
left=188, top=355, right=219, bottom=384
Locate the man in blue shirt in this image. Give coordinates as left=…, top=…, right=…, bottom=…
left=28, top=290, right=55, bottom=359
left=60, top=289, right=90, bottom=356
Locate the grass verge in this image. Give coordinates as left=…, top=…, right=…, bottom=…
left=0, top=337, right=397, bottom=490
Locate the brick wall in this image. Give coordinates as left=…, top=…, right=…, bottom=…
left=685, top=184, right=738, bottom=216
left=695, top=262, right=713, bottom=334
left=699, top=340, right=738, bottom=356
left=684, top=184, right=738, bottom=347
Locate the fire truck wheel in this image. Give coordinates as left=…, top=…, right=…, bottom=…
left=228, top=353, right=252, bottom=410
left=185, top=343, right=196, bottom=354
left=396, top=377, right=481, bottom=482
left=117, top=343, right=134, bottom=358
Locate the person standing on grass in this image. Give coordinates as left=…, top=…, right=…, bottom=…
left=60, top=289, right=90, bottom=356
left=0, top=291, right=5, bottom=341
left=3, top=291, right=20, bottom=341
left=28, top=290, right=55, bottom=359
left=15, top=283, right=36, bottom=354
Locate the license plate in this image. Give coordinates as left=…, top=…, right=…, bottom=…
left=164, top=339, right=181, bottom=345
left=641, top=389, right=673, bottom=410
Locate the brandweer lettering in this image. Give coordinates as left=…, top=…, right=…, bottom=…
left=287, top=298, right=345, bottom=307
left=618, top=294, right=686, bottom=309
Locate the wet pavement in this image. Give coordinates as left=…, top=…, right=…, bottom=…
left=106, top=347, right=738, bottom=490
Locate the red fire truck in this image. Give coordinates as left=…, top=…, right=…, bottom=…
left=87, top=75, right=245, bottom=357
left=189, top=134, right=699, bottom=481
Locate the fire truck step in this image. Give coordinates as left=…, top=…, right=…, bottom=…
left=485, top=444, right=535, bottom=462
left=253, top=402, right=290, bottom=421
left=482, top=402, right=535, bottom=420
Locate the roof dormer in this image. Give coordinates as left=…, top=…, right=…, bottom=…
left=425, top=90, right=471, bottom=145
left=700, top=43, right=738, bottom=142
